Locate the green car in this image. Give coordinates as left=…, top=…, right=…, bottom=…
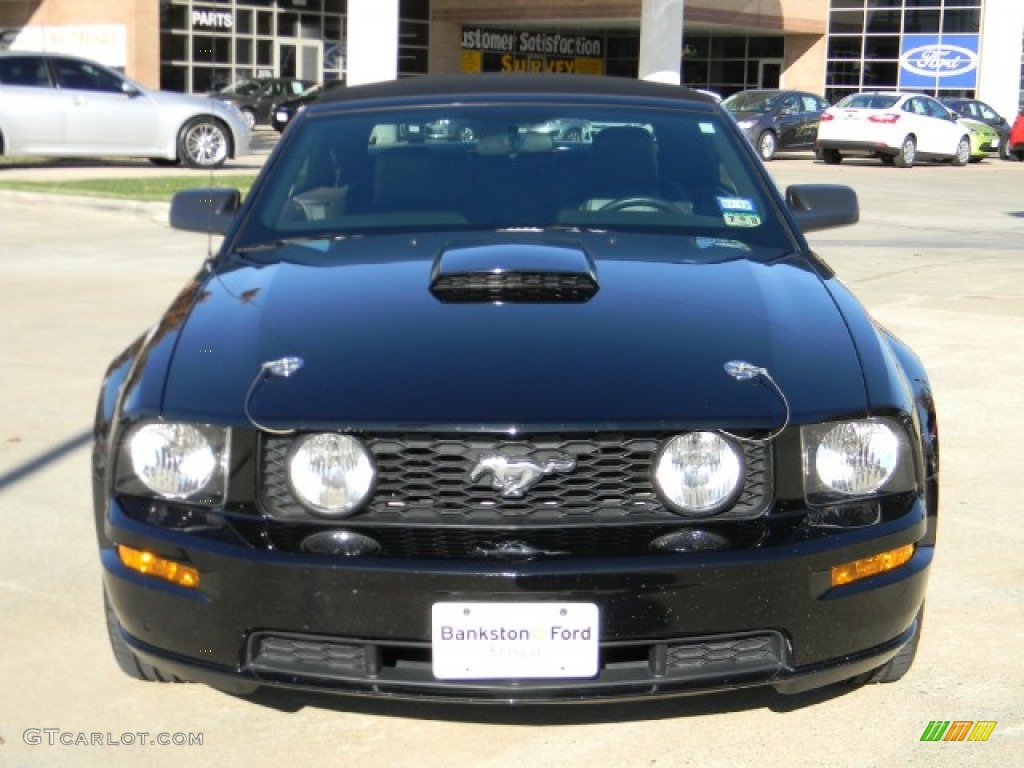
left=961, top=117, right=999, bottom=162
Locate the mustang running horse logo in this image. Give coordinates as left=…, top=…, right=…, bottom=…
left=469, top=454, right=576, bottom=498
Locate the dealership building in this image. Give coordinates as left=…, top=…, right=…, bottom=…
left=1, top=0, right=1022, bottom=118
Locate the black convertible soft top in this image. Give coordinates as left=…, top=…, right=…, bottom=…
left=315, top=72, right=719, bottom=107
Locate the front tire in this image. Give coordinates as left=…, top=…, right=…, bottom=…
left=893, top=135, right=916, bottom=168
left=104, top=589, right=184, bottom=683
left=178, top=117, right=230, bottom=169
left=756, top=130, right=778, bottom=161
left=857, top=609, right=924, bottom=684
left=952, top=136, right=970, bottom=167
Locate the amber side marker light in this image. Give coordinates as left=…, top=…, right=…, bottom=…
left=831, top=544, right=915, bottom=587
left=118, top=544, right=200, bottom=588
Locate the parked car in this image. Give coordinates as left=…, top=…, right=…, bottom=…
left=96, top=75, right=937, bottom=704
left=816, top=91, right=971, bottom=167
left=722, top=89, right=829, bottom=161
left=208, top=77, right=314, bottom=129
left=526, top=117, right=592, bottom=142
left=271, top=80, right=345, bottom=133
left=960, top=116, right=1000, bottom=162
left=940, top=97, right=1012, bottom=159
left=1009, top=111, right=1024, bottom=161
left=0, top=52, right=249, bottom=168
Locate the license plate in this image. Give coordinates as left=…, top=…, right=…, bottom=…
left=431, top=602, right=599, bottom=680
left=275, top=110, right=288, bottom=121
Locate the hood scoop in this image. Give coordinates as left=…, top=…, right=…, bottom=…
left=430, top=242, right=599, bottom=303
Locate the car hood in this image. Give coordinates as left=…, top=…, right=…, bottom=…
left=161, top=236, right=867, bottom=430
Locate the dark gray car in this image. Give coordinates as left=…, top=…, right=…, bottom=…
left=723, top=89, right=829, bottom=161
left=208, top=77, right=315, bottom=129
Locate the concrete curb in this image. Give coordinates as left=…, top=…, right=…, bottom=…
left=0, top=188, right=171, bottom=224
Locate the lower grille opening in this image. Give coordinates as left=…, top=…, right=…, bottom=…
left=245, top=630, right=786, bottom=691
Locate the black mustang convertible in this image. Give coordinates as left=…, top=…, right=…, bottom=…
left=93, top=74, right=938, bottom=703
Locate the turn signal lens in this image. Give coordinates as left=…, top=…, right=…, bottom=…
left=117, top=544, right=200, bottom=588
left=831, top=544, right=914, bottom=587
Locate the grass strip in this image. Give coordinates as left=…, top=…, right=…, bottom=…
left=0, top=175, right=257, bottom=203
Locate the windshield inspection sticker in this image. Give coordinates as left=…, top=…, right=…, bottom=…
left=717, top=196, right=761, bottom=228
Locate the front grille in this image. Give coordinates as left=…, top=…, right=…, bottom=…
left=266, top=521, right=767, bottom=559
left=261, top=433, right=772, bottom=527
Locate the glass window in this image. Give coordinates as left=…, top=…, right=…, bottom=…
left=257, top=11, right=274, bottom=36
left=710, top=38, right=746, bottom=58
left=943, top=10, right=981, bottom=34
left=192, top=35, right=232, bottom=65
left=866, top=10, right=901, bottom=34
left=828, top=37, right=862, bottom=59
left=904, top=10, right=940, bottom=33
left=161, top=32, right=188, bottom=62
left=747, top=37, right=783, bottom=57
left=0, top=55, right=51, bottom=87
left=236, top=38, right=253, bottom=65
left=53, top=57, right=125, bottom=92
left=257, top=40, right=273, bottom=67
left=236, top=10, right=253, bottom=35
left=833, top=0, right=866, bottom=7
left=862, top=60, right=898, bottom=88
left=863, top=36, right=900, bottom=59
left=829, top=11, right=865, bottom=34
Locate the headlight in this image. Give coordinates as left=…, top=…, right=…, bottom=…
left=802, top=419, right=917, bottom=503
left=287, top=433, right=374, bottom=517
left=120, top=422, right=230, bottom=502
left=736, top=119, right=757, bottom=130
left=654, top=432, right=744, bottom=515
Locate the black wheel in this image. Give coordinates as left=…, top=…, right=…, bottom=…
left=756, top=130, right=778, bottom=162
left=178, top=117, right=230, bottom=169
left=880, top=154, right=895, bottom=166
left=893, top=135, right=916, bottom=168
left=951, top=136, right=970, bottom=167
left=1014, top=149, right=1024, bottom=162
left=821, top=148, right=842, bottom=165
left=856, top=609, right=924, bottom=685
left=148, top=157, right=181, bottom=167
left=104, top=589, right=184, bottom=683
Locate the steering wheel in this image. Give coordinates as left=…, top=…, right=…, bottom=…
left=599, top=197, right=682, bottom=213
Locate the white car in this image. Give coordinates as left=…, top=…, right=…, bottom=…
left=0, top=52, right=250, bottom=168
left=816, top=91, right=971, bottom=168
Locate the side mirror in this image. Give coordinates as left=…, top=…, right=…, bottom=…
left=786, top=184, right=859, bottom=233
left=170, top=188, right=241, bottom=235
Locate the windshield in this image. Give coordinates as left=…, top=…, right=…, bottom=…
left=234, top=103, right=789, bottom=254
left=219, top=80, right=261, bottom=96
left=722, top=92, right=778, bottom=113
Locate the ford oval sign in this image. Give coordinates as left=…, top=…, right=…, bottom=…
left=900, top=44, right=978, bottom=79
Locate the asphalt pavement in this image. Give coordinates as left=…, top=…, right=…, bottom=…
left=0, top=145, right=1022, bottom=767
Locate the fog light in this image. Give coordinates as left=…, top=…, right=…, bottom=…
left=301, top=530, right=380, bottom=556
left=831, top=544, right=914, bottom=587
left=117, top=544, right=200, bottom=588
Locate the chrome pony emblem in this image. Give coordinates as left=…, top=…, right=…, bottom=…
left=469, top=453, right=576, bottom=498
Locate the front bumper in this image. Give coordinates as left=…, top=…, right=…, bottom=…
left=102, top=495, right=931, bottom=702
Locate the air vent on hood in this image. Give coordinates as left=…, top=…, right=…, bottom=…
left=430, top=242, right=599, bottom=303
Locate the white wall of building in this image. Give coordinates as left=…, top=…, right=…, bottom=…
left=978, top=0, right=1024, bottom=118
left=346, top=0, right=398, bottom=86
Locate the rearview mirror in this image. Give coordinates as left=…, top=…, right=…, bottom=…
left=170, top=188, right=241, bottom=235
left=786, top=184, right=859, bottom=233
